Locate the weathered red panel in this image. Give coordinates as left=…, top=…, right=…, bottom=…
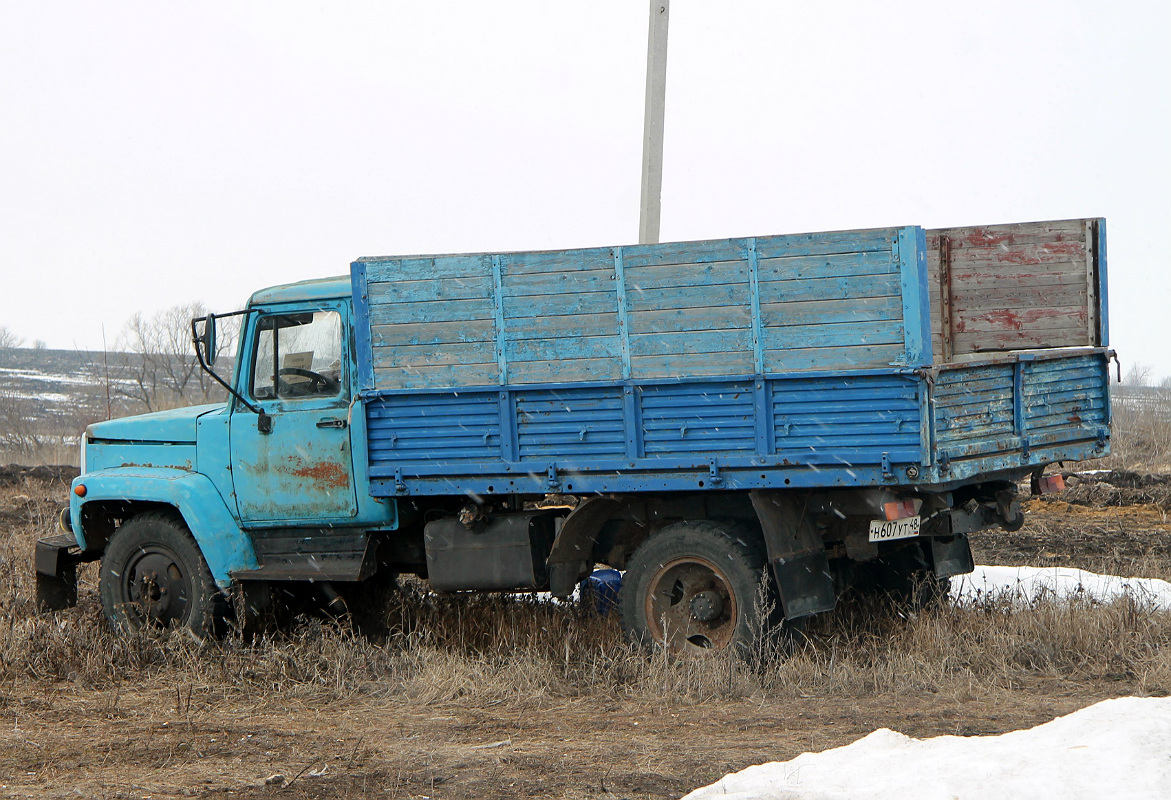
left=928, top=219, right=1099, bottom=360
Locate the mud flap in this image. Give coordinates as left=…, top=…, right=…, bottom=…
left=546, top=497, right=622, bottom=598
left=771, top=550, right=837, bottom=620
left=929, top=533, right=975, bottom=579
left=750, top=490, right=837, bottom=620
left=35, top=533, right=97, bottom=612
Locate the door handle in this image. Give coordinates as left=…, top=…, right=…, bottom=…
left=316, top=417, right=348, bottom=429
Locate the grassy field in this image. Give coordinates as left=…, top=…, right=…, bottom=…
left=2, top=465, right=1171, bottom=798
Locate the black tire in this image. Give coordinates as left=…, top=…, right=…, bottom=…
left=336, top=572, right=400, bottom=636
left=99, top=511, right=226, bottom=637
left=620, top=520, right=780, bottom=655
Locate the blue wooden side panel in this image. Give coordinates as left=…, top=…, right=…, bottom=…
left=933, top=363, right=1017, bottom=459
left=773, top=374, right=922, bottom=466
left=366, top=391, right=502, bottom=466
left=364, top=370, right=927, bottom=495
left=363, top=351, right=1107, bottom=496
left=364, top=255, right=499, bottom=390
left=500, top=247, right=623, bottom=384
left=641, top=382, right=757, bottom=455
left=516, top=388, right=627, bottom=460
left=355, top=226, right=929, bottom=394
left=1021, top=353, right=1110, bottom=445
left=932, top=352, right=1110, bottom=464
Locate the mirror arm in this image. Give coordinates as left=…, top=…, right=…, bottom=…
left=191, top=313, right=265, bottom=418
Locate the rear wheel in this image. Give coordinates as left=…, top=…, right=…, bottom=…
left=621, top=521, right=779, bottom=655
left=99, top=512, right=226, bottom=637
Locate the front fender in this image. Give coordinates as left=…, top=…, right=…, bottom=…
left=70, top=468, right=257, bottom=589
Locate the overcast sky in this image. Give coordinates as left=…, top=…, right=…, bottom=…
left=2, top=1, right=1168, bottom=379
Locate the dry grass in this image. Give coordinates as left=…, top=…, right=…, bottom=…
left=4, top=469, right=1171, bottom=716
left=1098, top=391, right=1171, bottom=473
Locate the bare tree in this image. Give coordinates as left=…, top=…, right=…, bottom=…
left=0, top=388, right=42, bottom=456
left=113, top=303, right=239, bottom=412
left=1122, top=362, right=1153, bottom=387
left=0, top=325, right=23, bottom=349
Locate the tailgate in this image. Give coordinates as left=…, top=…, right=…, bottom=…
left=931, top=350, right=1111, bottom=469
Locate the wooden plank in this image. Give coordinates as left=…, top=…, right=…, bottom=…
left=505, top=334, right=621, bottom=362
left=763, top=344, right=904, bottom=372
left=760, top=320, right=905, bottom=350
left=630, top=352, right=754, bottom=379
left=776, top=432, right=923, bottom=449
left=371, top=319, right=496, bottom=347
left=621, top=238, right=746, bottom=268
left=373, top=341, right=496, bottom=368
left=952, top=306, right=1089, bottom=334
left=1025, top=391, right=1109, bottom=411
left=625, top=282, right=751, bottom=313
left=623, top=259, right=749, bottom=291
left=627, top=305, right=752, bottom=334
left=374, top=362, right=500, bottom=390
left=369, top=275, right=493, bottom=304
left=754, top=229, right=898, bottom=259
left=498, top=247, right=615, bottom=275
left=946, top=269, right=1082, bottom=288
left=950, top=284, right=1087, bottom=312
left=756, top=250, right=895, bottom=282
left=947, top=243, right=1087, bottom=268
left=505, top=312, right=619, bottom=339
left=928, top=219, right=1087, bottom=249
left=502, top=291, right=617, bottom=318
left=629, top=329, right=750, bottom=357
left=756, top=274, right=902, bottom=304
left=952, top=328, right=1090, bottom=351
left=642, top=415, right=754, bottom=429
left=367, top=393, right=498, bottom=413
left=501, top=268, right=615, bottom=297
left=369, top=298, right=494, bottom=326
left=508, top=357, right=623, bottom=384
left=362, top=254, right=492, bottom=282
left=771, top=387, right=920, bottom=405
left=760, top=296, right=901, bottom=327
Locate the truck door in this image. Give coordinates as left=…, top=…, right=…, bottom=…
left=230, top=304, right=359, bottom=523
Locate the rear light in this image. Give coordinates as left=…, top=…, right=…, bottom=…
left=1037, top=474, right=1066, bottom=495
left=883, top=498, right=922, bottom=521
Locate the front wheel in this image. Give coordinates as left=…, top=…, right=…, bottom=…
left=99, top=511, right=226, bottom=637
left=620, top=521, right=780, bottom=655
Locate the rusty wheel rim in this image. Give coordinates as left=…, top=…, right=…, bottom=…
left=644, top=556, right=738, bottom=652
left=121, top=544, right=192, bottom=628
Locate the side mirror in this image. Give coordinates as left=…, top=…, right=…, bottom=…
left=193, top=315, right=217, bottom=367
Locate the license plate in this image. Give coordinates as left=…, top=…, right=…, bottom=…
left=868, top=516, right=922, bottom=542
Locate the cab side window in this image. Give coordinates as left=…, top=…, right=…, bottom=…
left=251, top=310, right=344, bottom=401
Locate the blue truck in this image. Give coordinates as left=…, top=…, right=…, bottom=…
left=37, top=218, right=1112, bottom=652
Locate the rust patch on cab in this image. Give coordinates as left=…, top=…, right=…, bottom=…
left=285, top=460, right=350, bottom=489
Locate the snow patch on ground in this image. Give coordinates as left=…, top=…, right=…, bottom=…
left=684, top=696, right=1171, bottom=800
left=955, top=565, right=1171, bottom=610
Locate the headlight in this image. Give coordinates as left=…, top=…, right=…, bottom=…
left=78, top=434, right=87, bottom=475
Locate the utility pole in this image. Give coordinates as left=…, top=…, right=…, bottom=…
left=638, top=0, right=669, bottom=245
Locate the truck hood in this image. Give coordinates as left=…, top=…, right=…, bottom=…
left=86, top=403, right=225, bottom=444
